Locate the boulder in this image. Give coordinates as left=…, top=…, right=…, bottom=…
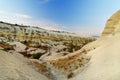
left=9, top=42, right=27, bottom=52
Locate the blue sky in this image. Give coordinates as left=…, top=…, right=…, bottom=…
left=0, top=0, right=120, bottom=36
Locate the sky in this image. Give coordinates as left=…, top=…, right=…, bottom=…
left=0, top=0, right=120, bottom=36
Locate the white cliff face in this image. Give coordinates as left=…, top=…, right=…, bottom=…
left=70, top=34, right=120, bottom=80
left=102, top=10, right=120, bottom=37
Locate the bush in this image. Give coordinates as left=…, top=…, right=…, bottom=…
left=33, top=52, right=43, bottom=59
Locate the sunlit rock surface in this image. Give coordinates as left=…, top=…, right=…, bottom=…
left=0, top=50, right=49, bottom=80
left=102, top=10, right=120, bottom=36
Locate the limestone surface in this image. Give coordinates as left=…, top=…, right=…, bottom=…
left=102, top=10, right=120, bottom=36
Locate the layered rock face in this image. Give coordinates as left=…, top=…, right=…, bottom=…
left=0, top=21, right=95, bottom=58
left=0, top=21, right=80, bottom=43
left=102, top=10, right=120, bottom=36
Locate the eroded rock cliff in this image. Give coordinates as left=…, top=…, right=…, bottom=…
left=102, top=10, right=120, bottom=36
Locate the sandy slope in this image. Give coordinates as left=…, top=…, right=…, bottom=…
left=0, top=50, right=49, bottom=80
left=70, top=34, right=120, bottom=80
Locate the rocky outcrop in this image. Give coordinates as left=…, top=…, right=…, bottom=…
left=0, top=50, right=49, bottom=80
left=41, top=42, right=96, bottom=80
left=102, top=10, right=120, bottom=37
left=70, top=32, right=120, bottom=80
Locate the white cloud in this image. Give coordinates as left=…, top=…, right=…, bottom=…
left=0, top=10, right=66, bottom=31
left=0, top=10, right=32, bottom=19
left=14, top=13, right=32, bottom=18
left=0, top=12, right=62, bottom=31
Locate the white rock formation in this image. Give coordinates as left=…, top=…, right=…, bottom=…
left=71, top=34, right=120, bottom=80
left=102, top=10, right=120, bottom=37
left=9, top=42, right=27, bottom=52
left=0, top=50, right=49, bottom=80
left=70, top=10, right=120, bottom=80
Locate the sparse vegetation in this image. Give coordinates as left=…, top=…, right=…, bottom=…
left=0, top=42, right=13, bottom=51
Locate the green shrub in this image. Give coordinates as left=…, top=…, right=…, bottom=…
left=33, top=52, right=43, bottom=59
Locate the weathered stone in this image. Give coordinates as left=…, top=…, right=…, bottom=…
left=102, top=10, right=120, bottom=36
